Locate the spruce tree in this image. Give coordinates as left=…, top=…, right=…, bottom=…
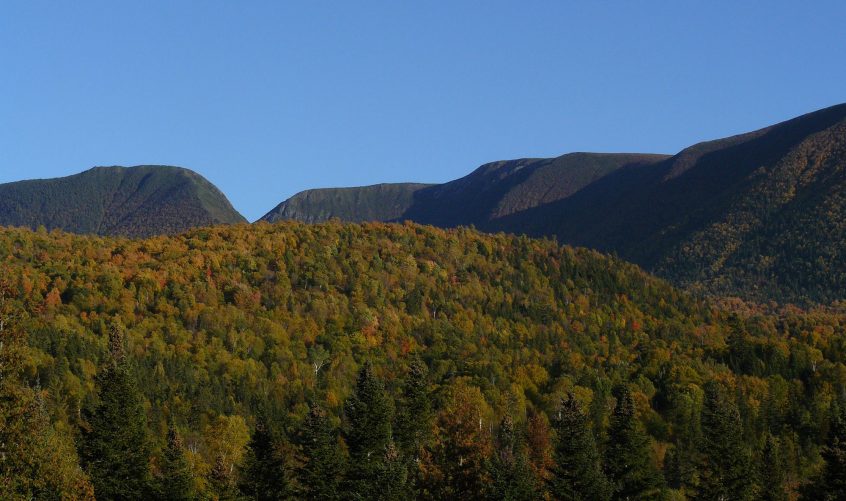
left=343, top=362, right=398, bottom=500
left=239, top=411, right=291, bottom=500
left=486, top=415, right=538, bottom=501
left=548, top=393, right=611, bottom=501
left=299, top=404, right=343, bottom=500
left=394, top=359, right=433, bottom=495
left=804, top=403, right=846, bottom=500
left=696, top=381, right=755, bottom=501
left=159, top=424, right=196, bottom=500
left=760, top=433, right=787, bottom=501
left=605, top=386, right=663, bottom=500
left=79, top=323, right=152, bottom=500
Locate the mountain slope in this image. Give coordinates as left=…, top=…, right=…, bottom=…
left=499, top=103, right=846, bottom=303
left=261, top=153, right=667, bottom=228
left=0, top=165, right=246, bottom=237
left=262, top=182, right=433, bottom=223
left=262, top=103, right=846, bottom=303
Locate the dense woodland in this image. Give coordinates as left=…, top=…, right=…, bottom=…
left=2, top=221, right=846, bottom=499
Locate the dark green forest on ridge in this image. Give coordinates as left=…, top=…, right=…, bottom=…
left=2, top=221, right=846, bottom=499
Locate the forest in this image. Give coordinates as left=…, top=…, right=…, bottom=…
left=2, top=221, right=846, bottom=500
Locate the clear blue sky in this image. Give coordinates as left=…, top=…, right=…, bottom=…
left=2, top=2, right=844, bottom=221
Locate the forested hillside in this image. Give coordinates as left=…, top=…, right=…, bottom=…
left=263, top=104, right=846, bottom=304
left=0, top=165, right=246, bottom=237
left=2, top=222, right=846, bottom=499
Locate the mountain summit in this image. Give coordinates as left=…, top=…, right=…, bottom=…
left=0, top=165, right=246, bottom=237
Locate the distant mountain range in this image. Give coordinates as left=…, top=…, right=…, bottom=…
left=263, top=103, right=846, bottom=303
left=0, top=165, right=246, bottom=238
left=1, top=104, right=844, bottom=302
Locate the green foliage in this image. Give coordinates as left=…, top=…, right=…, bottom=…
left=343, top=363, right=400, bottom=500
left=159, top=424, right=197, bottom=500
left=239, top=412, right=292, bottom=500
left=549, top=393, right=611, bottom=501
left=299, top=404, right=343, bottom=501
left=486, top=415, right=538, bottom=501
left=695, top=381, right=756, bottom=501
left=79, top=324, right=152, bottom=500
left=0, top=165, right=245, bottom=237
left=760, top=433, right=788, bottom=501
left=605, top=386, right=663, bottom=500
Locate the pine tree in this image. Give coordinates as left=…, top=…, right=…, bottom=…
left=696, top=381, right=755, bottom=501
left=159, top=424, right=196, bottom=500
left=760, top=433, right=787, bottom=501
left=604, top=386, right=663, bottom=500
left=239, top=411, right=291, bottom=500
left=299, top=404, right=343, bottom=501
left=486, top=415, right=538, bottom=501
left=548, top=393, right=611, bottom=501
left=79, top=323, right=153, bottom=500
left=343, top=362, right=397, bottom=500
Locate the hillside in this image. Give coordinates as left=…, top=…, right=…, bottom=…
left=500, top=103, right=846, bottom=303
left=3, top=222, right=846, bottom=498
left=263, top=104, right=846, bottom=303
left=261, top=154, right=667, bottom=228
left=262, top=182, right=433, bottom=223
left=0, top=165, right=246, bottom=237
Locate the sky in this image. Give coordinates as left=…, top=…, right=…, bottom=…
left=1, top=2, right=845, bottom=221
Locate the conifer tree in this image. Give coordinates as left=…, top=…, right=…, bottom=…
left=803, top=402, right=846, bottom=500
left=79, top=322, right=152, bottom=500
left=486, top=415, right=538, bottom=501
left=548, top=393, right=611, bottom=501
left=299, top=404, right=343, bottom=501
left=159, top=424, right=196, bottom=500
left=239, top=411, right=291, bottom=500
left=209, top=454, right=240, bottom=501
left=696, top=381, right=755, bottom=501
left=605, top=386, right=663, bottom=500
left=760, top=433, right=787, bottom=501
left=343, top=362, right=398, bottom=500
left=394, top=358, right=433, bottom=495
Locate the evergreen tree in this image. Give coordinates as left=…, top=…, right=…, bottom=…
left=760, top=433, right=787, bottom=501
left=159, top=424, right=196, bottom=500
left=605, top=386, right=663, bottom=500
left=299, top=404, right=343, bottom=501
left=548, top=393, right=611, bottom=501
left=486, top=415, right=538, bottom=501
left=79, top=323, right=152, bottom=500
left=239, top=412, right=291, bottom=500
left=343, top=362, right=397, bottom=500
left=804, top=403, right=846, bottom=500
left=696, top=381, right=755, bottom=501
left=209, top=454, right=240, bottom=501
left=394, top=359, right=433, bottom=495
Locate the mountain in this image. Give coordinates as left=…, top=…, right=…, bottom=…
left=261, top=153, right=667, bottom=227
left=262, top=182, right=433, bottom=223
left=0, top=165, right=246, bottom=237
left=262, top=104, right=846, bottom=303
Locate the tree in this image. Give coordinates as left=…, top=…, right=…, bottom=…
left=760, top=434, right=787, bottom=501
left=343, top=362, right=402, bottom=500
left=299, top=404, right=343, bottom=500
left=159, top=424, right=196, bottom=500
left=604, top=386, right=663, bottom=500
left=394, top=359, right=434, bottom=495
left=486, top=415, right=538, bottom=501
left=239, top=411, right=292, bottom=500
left=803, top=403, right=846, bottom=500
left=79, top=322, right=152, bottom=500
left=548, top=393, right=611, bottom=501
left=696, top=381, right=755, bottom=501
